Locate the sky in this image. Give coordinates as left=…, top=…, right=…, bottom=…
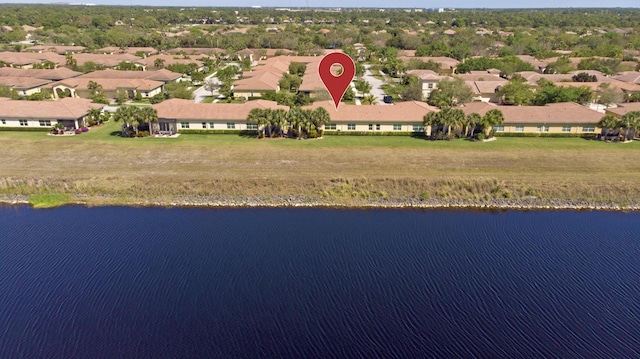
left=1, top=0, right=639, bottom=8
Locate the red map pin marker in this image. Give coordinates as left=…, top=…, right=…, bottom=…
left=319, top=52, right=356, bottom=110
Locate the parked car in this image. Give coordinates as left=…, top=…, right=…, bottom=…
left=383, top=95, right=393, bottom=104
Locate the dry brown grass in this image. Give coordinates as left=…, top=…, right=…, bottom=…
left=2, top=123, right=640, bottom=207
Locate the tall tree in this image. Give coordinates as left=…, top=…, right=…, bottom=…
left=427, top=78, right=474, bottom=108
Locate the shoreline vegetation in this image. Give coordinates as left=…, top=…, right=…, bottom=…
left=3, top=194, right=640, bottom=211
left=2, top=118, right=640, bottom=212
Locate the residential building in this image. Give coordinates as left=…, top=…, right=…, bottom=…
left=0, top=97, right=103, bottom=129
left=459, top=102, right=603, bottom=134
left=303, top=100, right=440, bottom=133
left=153, top=99, right=287, bottom=135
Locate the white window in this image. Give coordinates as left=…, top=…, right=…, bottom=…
left=413, top=125, right=424, bottom=132
left=544, top=125, right=549, bottom=132
left=246, top=123, right=257, bottom=130
left=493, top=125, right=504, bottom=132
left=325, top=124, right=336, bottom=130
left=347, top=123, right=356, bottom=130
left=368, top=124, right=373, bottom=131
left=209, top=122, right=215, bottom=129
left=582, top=126, right=595, bottom=132
left=393, top=124, right=402, bottom=131
left=19, top=120, right=28, bottom=126
left=376, top=124, right=380, bottom=131
left=180, top=122, right=189, bottom=129
left=1, top=119, right=5, bottom=125
left=39, top=120, right=51, bottom=127
left=227, top=122, right=235, bottom=129
left=515, top=125, right=524, bottom=132
left=201, top=122, right=206, bottom=129
left=562, top=126, right=571, bottom=132
left=536, top=125, right=542, bottom=132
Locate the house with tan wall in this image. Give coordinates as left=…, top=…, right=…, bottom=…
left=303, top=101, right=440, bottom=133
left=153, top=99, right=287, bottom=135
left=0, top=77, right=50, bottom=97
left=0, top=97, right=104, bottom=129
left=460, top=102, right=603, bottom=134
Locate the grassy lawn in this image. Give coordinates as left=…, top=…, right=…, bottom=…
left=201, top=96, right=216, bottom=103
left=2, top=122, right=640, bottom=207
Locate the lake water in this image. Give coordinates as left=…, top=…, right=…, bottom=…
left=0, top=206, right=639, bottom=358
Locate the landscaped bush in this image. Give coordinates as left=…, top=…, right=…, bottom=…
left=74, top=129, right=82, bottom=134
left=81, top=127, right=89, bottom=132
left=178, top=129, right=259, bottom=135
left=0, top=127, right=50, bottom=132
left=494, top=132, right=598, bottom=139
left=323, top=131, right=414, bottom=136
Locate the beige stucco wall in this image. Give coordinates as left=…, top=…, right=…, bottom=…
left=328, top=122, right=423, bottom=132
left=18, top=87, right=42, bottom=97
left=495, top=123, right=601, bottom=134
left=0, top=117, right=59, bottom=128
left=176, top=119, right=254, bottom=131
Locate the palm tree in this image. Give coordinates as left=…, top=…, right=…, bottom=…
left=138, top=106, right=158, bottom=135
left=629, top=111, right=640, bottom=140
left=112, top=106, right=138, bottom=137
left=620, top=111, right=640, bottom=141
left=598, top=114, right=620, bottom=138
left=271, top=108, right=288, bottom=137
left=362, top=94, right=377, bottom=105
left=465, top=112, right=482, bottom=138
left=154, top=58, right=165, bottom=69
left=247, top=108, right=265, bottom=137
left=423, top=111, right=440, bottom=137
left=286, top=106, right=304, bottom=139
left=439, top=108, right=465, bottom=138
left=312, top=107, right=331, bottom=136
left=481, top=109, right=505, bottom=138
left=86, top=108, right=103, bottom=126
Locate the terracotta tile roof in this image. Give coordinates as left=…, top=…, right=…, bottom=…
left=26, top=45, right=85, bottom=54
left=399, top=56, right=460, bottom=69
left=233, top=71, right=281, bottom=91
left=0, top=97, right=103, bottom=119
left=460, top=102, right=601, bottom=124
left=47, top=78, right=164, bottom=91
left=77, top=69, right=181, bottom=82
left=466, top=81, right=504, bottom=94
left=606, top=103, right=640, bottom=117
left=515, top=55, right=551, bottom=70
left=613, top=72, right=640, bottom=84
left=153, top=99, right=287, bottom=120
left=0, top=67, right=82, bottom=80
left=407, top=70, right=441, bottom=81
left=0, top=51, right=65, bottom=66
left=0, top=76, right=50, bottom=90
left=458, top=102, right=500, bottom=116
left=455, top=72, right=505, bottom=81
left=303, top=100, right=439, bottom=122
left=73, top=53, right=143, bottom=67
left=165, top=48, right=226, bottom=56
left=299, top=65, right=324, bottom=92
left=142, top=55, right=205, bottom=68
left=96, top=47, right=157, bottom=55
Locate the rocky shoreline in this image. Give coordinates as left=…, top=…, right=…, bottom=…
left=2, top=194, right=639, bottom=211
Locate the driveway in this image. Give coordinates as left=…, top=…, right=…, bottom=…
left=193, top=72, right=221, bottom=103
left=362, top=65, right=390, bottom=105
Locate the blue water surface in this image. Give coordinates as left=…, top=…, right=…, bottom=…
left=0, top=206, right=639, bottom=358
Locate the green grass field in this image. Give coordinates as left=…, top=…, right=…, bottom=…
left=2, top=120, right=640, bottom=207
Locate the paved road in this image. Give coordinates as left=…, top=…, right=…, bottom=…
left=193, top=72, right=221, bottom=103
left=362, top=65, right=390, bottom=105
